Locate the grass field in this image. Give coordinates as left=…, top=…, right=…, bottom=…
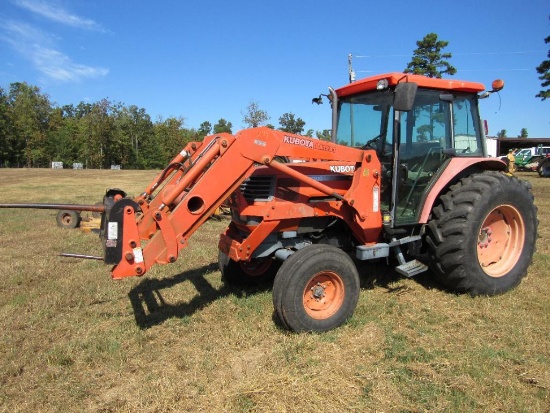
left=0, top=168, right=548, bottom=413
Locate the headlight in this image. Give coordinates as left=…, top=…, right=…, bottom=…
left=377, top=79, right=389, bottom=90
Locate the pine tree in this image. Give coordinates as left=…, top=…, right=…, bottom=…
left=404, top=33, right=456, bottom=78
left=535, top=28, right=550, bottom=100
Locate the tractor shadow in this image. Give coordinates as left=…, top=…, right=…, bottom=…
left=128, top=263, right=272, bottom=329
left=128, top=258, right=445, bottom=330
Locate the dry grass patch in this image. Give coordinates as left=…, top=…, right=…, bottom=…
left=0, top=169, right=549, bottom=412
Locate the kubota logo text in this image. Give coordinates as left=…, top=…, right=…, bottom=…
left=330, top=165, right=355, bottom=173
left=283, top=135, right=335, bottom=153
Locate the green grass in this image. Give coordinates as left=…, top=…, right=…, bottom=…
left=0, top=169, right=549, bottom=412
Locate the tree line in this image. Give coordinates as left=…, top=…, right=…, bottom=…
left=2, top=29, right=548, bottom=169
left=0, top=83, right=327, bottom=169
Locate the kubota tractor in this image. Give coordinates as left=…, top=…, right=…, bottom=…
left=0, top=72, right=538, bottom=332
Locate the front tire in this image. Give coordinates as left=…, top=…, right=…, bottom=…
left=426, top=171, right=537, bottom=296
left=272, top=244, right=360, bottom=332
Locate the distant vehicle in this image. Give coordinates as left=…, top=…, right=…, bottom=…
left=521, top=146, right=550, bottom=172
left=515, top=148, right=537, bottom=170
left=534, top=147, right=550, bottom=177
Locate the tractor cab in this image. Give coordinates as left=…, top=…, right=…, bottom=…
left=332, top=73, right=489, bottom=226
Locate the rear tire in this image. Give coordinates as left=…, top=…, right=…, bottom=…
left=56, top=210, right=81, bottom=229
left=272, top=244, right=360, bottom=332
left=426, top=171, right=537, bottom=296
left=538, top=159, right=550, bottom=177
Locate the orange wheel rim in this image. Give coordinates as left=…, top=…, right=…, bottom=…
left=477, top=204, right=525, bottom=278
left=61, top=213, right=72, bottom=225
left=303, top=271, right=345, bottom=320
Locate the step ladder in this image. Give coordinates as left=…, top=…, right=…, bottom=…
left=392, top=238, right=428, bottom=278
left=395, top=259, right=428, bottom=278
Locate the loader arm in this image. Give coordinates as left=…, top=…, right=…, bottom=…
left=111, top=127, right=378, bottom=279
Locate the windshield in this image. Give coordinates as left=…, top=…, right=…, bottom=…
left=336, top=90, right=393, bottom=150
left=336, top=89, right=483, bottom=156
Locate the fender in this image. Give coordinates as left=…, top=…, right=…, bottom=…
left=418, top=157, right=506, bottom=224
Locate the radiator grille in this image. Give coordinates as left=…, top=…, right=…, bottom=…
left=240, top=176, right=275, bottom=201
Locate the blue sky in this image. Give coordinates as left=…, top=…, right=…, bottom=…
left=1, top=0, right=548, bottom=138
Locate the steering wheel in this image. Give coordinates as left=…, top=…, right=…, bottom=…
left=362, top=134, right=392, bottom=155
left=362, top=135, right=382, bottom=149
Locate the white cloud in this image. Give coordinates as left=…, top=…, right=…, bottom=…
left=13, top=0, right=105, bottom=32
left=0, top=20, right=109, bottom=83
left=32, top=47, right=109, bottom=82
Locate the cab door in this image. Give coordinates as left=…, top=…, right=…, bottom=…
left=393, top=90, right=483, bottom=226
left=394, top=90, right=451, bottom=225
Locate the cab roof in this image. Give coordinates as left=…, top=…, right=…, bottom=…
left=335, top=72, right=486, bottom=97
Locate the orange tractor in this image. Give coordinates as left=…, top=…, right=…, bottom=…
left=0, top=72, right=538, bottom=332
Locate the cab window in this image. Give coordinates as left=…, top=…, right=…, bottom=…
left=452, top=94, right=482, bottom=155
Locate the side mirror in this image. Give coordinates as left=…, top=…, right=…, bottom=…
left=394, top=82, right=418, bottom=112
left=479, top=79, right=505, bottom=99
